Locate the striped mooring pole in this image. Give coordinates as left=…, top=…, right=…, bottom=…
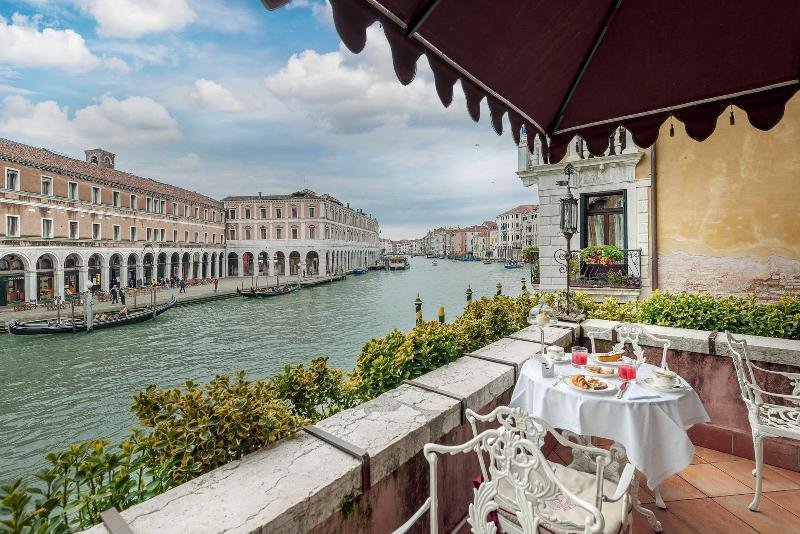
left=521, top=278, right=527, bottom=292
left=496, top=282, right=502, bottom=296
left=438, top=306, right=445, bottom=324
left=466, top=285, right=473, bottom=302
left=414, top=293, right=423, bottom=324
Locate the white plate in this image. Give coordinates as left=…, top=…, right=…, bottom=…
left=589, top=355, right=628, bottom=367
left=641, top=377, right=690, bottom=393
left=565, top=375, right=617, bottom=394
left=583, top=365, right=617, bottom=378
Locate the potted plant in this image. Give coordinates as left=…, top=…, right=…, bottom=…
left=579, top=245, right=624, bottom=282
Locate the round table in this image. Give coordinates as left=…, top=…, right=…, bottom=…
left=510, top=358, right=710, bottom=531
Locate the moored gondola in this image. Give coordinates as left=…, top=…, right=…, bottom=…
left=7, top=296, right=177, bottom=335
left=238, top=283, right=300, bottom=298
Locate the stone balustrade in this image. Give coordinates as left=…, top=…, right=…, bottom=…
left=84, top=321, right=800, bottom=533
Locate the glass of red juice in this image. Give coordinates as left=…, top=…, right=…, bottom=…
left=571, top=346, right=588, bottom=368
left=619, top=363, right=637, bottom=382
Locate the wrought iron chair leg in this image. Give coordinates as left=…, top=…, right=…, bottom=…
left=750, top=433, right=764, bottom=512
left=654, top=486, right=666, bottom=509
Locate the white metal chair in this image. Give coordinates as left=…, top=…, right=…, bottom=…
left=394, top=408, right=635, bottom=534
left=726, top=331, right=800, bottom=511
left=587, top=323, right=671, bottom=369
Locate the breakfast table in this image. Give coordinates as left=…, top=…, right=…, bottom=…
left=509, top=356, right=710, bottom=531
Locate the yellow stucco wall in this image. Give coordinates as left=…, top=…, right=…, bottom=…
left=656, top=95, right=800, bottom=260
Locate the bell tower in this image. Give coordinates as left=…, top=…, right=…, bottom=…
left=84, top=148, right=116, bottom=169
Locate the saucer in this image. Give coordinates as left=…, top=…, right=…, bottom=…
left=642, top=377, right=690, bottom=393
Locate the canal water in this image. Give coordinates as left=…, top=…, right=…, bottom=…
left=0, top=257, right=530, bottom=481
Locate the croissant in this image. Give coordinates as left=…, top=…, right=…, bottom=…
left=571, top=375, right=589, bottom=389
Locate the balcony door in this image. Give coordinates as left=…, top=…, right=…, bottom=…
left=581, top=191, right=626, bottom=249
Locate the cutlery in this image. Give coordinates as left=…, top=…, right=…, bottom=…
left=552, top=376, right=565, bottom=388
left=616, top=381, right=630, bottom=399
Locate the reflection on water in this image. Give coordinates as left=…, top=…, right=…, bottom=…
left=0, top=257, right=529, bottom=480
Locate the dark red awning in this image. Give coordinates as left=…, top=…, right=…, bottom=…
left=262, top=0, right=800, bottom=162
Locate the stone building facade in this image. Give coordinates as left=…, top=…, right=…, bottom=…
left=495, top=204, right=538, bottom=261
left=0, top=139, right=225, bottom=305
left=222, top=190, right=381, bottom=277
left=517, top=92, right=800, bottom=300
left=0, top=139, right=382, bottom=305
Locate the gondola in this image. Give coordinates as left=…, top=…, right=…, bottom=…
left=7, top=296, right=177, bottom=335
left=238, top=283, right=300, bottom=298
left=504, top=261, right=524, bottom=269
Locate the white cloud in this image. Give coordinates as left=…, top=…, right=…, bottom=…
left=264, top=26, right=453, bottom=134
left=169, top=152, right=201, bottom=170
left=79, top=0, right=196, bottom=38
left=189, top=79, right=244, bottom=112
left=0, top=13, right=126, bottom=72
left=0, top=94, right=180, bottom=147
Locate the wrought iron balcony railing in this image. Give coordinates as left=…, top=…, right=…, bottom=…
left=568, top=248, right=642, bottom=289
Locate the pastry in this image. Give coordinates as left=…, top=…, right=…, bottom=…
left=586, top=365, right=615, bottom=376
left=570, top=374, right=608, bottom=390
left=596, top=351, right=624, bottom=362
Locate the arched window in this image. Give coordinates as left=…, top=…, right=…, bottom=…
left=90, top=155, right=98, bottom=164
left=260, top=226, right=267, bottom=239
left=308, top=226, right=316, bottom=239
left=291, top=227, right=298, bottom=239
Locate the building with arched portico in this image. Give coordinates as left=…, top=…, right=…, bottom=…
left=0, top=140, right=382, bottom=304
left=222, top=190, right=381, bottom=278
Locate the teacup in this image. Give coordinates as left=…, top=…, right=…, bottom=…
left=546, top=345, right=565, bottom=361
left=652, top=368, right=679, bottom=388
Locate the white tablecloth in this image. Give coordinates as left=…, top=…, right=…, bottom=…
left=510, top=359, right=710, bottom=489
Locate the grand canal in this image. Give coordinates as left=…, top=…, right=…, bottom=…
left=0, top=257, right=529, bottom=481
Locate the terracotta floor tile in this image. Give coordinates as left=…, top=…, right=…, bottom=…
left=765, top=489, right=800, bottom=517
left=678, top=464, right=754, bottom=497
left=690, top=453, right=705, bottom=465
left=654, top=473, right=706, bottom=501
left=715, top=459, right=800, bottom=492
left=637, top=485, right=655, bottom=505
left=667, top=498, right=757, bottom=533
left=715, top=493, right=800, bottom=532
left=632, top=503, right=695, bottom=533
left=694, top=445, right=741, bottom=464
left=765, top=464, right=800, bottom=485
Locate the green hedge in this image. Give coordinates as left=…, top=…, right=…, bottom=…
left=3, top=289, right=798, bottom=532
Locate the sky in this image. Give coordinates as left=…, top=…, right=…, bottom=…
left=0, top=0, right=537, bottom=239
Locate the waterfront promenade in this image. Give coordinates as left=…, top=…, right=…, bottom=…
left=0, top=274, right=344, bottom=324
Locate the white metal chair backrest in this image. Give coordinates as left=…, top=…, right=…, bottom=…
left=464, top=428, right=604, bottom=534
left=587, top=322, right=671, bottom=369
left=726, top=331, right=762, bottom=409
left=465, top=406, right=546, bottom=482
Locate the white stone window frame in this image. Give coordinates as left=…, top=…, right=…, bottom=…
left=172, top=229, right=178, bottom=242
left=4, top=167, right=20, bottom=191
left=91, top=186, right=102, bottom=205
left=112, top=190, right=121, bottom=207
left=194, top=207, right=199, bottom=219
left=92, top=222, right=101, bottom=241
left=260, top=207, right=267, bottom=219
left=69, top=220, right=79, bottom=240
left=173, top=203, right=178, bottom=216
left=113, top=224, right=121, bottom=241
left=5, top=215, right=19, bottom=237
left=185, top=230, right=190, bottom=242
left=40, top=175, right=53, bottom=196
left=130, top=194, right=138, bottom=210
left=244, top=207, right=252, bottom=219
left=68, top=181, right=79, bottom=201
left=41, top=217, right=53, bottom=239
left=194, top=231, right=199, bottom=243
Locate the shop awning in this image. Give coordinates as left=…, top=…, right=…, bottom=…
left=261, top=0, right=800, bottom=162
